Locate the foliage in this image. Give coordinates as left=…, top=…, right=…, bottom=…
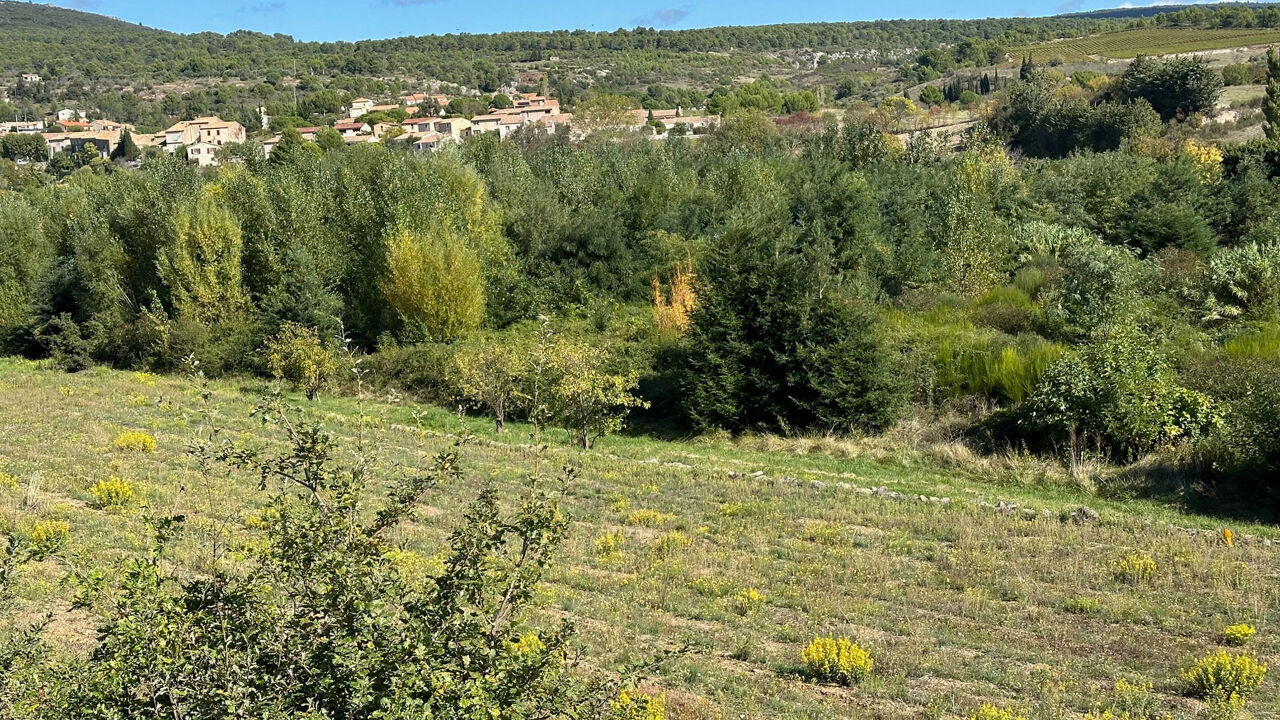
left=1181, top=651, right=1267, bottom=706
left=8, top=393, right=611, bottom=719
left=1223, top=624, right=1257, bottom=646
left=1113, top=552, right=1157, bottom=584
left=158, top=185, right=248, bottom=326
left=111, top=430, right=157, bottom=453
left=548, top=336, right=647, bottom=448
left=1115, top=55, right=1222, bottom=121
left=800, top=636, right=874, bottom=685
left=611, top=690, right=666, bottom=720
left=264, top=322, right=340, bottom=400
left=1023, top=326, right=1222, bottom=458
left=967, top=704, right=1028, bottom=720
left=89, top=476, right=134, bottom=508
left=382, top=227, right=486, bottom=342
left=1266, top=46, right=1280, bottom=140
left=455, top=335, right=526, bottom=432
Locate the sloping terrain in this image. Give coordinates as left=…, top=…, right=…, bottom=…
left=2, top=359, right=1276, bottom=719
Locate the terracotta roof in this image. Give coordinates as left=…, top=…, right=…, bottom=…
left=334, top=122, right=366, bottom=130
left=296, top=126, right=323, bottom=134
left=471, top=114, right=503, bottom=122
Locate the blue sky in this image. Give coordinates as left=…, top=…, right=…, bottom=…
left=56, top=0, right=1217, bottom=41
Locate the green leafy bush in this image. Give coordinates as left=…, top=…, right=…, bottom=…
left=1023, top=326, right=1222, bottom=458
left=264, top=322, right=341, bottom=400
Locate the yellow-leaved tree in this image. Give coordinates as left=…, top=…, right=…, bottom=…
left=158, top=184, right=247, bottom=325
left=548, top=337, right=648, bottom=449
left=382, top=227, right=485, bottom=342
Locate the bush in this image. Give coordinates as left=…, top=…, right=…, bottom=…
left=1114, top=552, right=1157, bottom=584
left=1223, top=624, right=1257, bottom=647
left=112, top=430, right=157, bottom=453
left=800, top=636, right=874, bottom=684
left=26, top=520, right=69, bottom=557
left=35, top=313, right=95, bottom=372
left=968, top=704, right=1027, bottom=720
left=360, top=341, right=460, bottom=404
left=89, top=477, right=134, bottom=509
left=1023, top=326, right=1222, bottom=459
left=265, top=322, right=341, bottom=400
left=1181, top=650, right=1267, bottom=705
left=611, top=690, right=666, bottom=720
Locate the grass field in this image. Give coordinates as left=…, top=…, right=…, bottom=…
left=1012, top=27, right=1280, bottom=63
left=3, top=357, right=1278, bottom=719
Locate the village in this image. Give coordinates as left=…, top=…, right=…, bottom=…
left=0, top=77, right=714, bottom=168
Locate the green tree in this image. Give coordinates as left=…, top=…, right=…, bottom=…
left=111, top=129, right=140, bottom=161
left=158, top=185, right=248, bottom=325
left=1265, top=46, right=1280, bottom=140
left=1, top=132, right=48, bottom=162
left=919, top=84, right=946, bottom=107
left=548, top=336, right=647, bottom=449
left=315, top=126, right=344, bottom=151
left=1117, top=54, right=1222, bottom=121
left=382, top=227, right=485, bottom=342
left=455, top=335, right=526, bottom=433
left=265, top=322, right=340, bottom=400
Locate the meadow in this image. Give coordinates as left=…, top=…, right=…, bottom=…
left=1012, top=27, right=1280, bottom=62
left=3, top=357, right=1277, bottom=719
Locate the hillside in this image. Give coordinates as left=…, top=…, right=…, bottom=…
left=0, top=0, right=1126, bottom=91
left=2, top=359, right=1276, bottom=719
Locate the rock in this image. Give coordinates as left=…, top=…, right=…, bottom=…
left=1071, top=506, right=1100, bottom=524
left=996, top=501, right=1018, bottom=516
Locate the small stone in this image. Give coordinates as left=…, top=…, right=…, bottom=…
left=1072, top=506, right=1100, bottom=524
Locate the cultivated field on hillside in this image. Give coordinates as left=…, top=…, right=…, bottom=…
left=1013, top=27, right=1280, bottom=62
left=3, top=358, right=1277, bottom=719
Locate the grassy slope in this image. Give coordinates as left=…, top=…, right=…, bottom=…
left=1013, top=27, right=1280, bottom=62
left=2, top=357, right=1277, bottom=719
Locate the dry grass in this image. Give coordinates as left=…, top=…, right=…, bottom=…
left=2, top=358, right=1278, bottom=720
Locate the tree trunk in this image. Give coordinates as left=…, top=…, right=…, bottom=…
left=495, top=403, right=505, bottom=434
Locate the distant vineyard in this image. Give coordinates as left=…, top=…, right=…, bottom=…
left=1012, top=26, right=1280, bottom=62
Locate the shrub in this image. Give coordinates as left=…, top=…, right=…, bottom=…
left=624, top=509, right=673, bottom=527
left=800, top=636, right=874, bottom=685
left=265, top=322, right=341, bottom=401
left=652, top=531, right=692, bottom=558
left=611, top=690, right=666, bottom=720
left=112, top=430, right=157, bottom=453
left=455, top=335, right=526, bottom=433
left=32, top=395, right=608, bottom=718
left=90, top=477, right=134, bottom=509
left=1181, top=651, right=1267, bottom=705
left=1223, top=624, right=1257, bottom=647
left=594, top=530, right=625, bottom=557
left=1024, top=326, right=1222, bottom=459
left=733, top=588, right=766, bottom=616
left=1114, top=552, right=1158, bottom=584
left=968, top=704, right=1027, bottom=720
left=27, top=520, right=69, bottom=557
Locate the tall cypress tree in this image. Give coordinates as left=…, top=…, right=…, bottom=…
left=1265, top=46, right=1280, bottom=140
